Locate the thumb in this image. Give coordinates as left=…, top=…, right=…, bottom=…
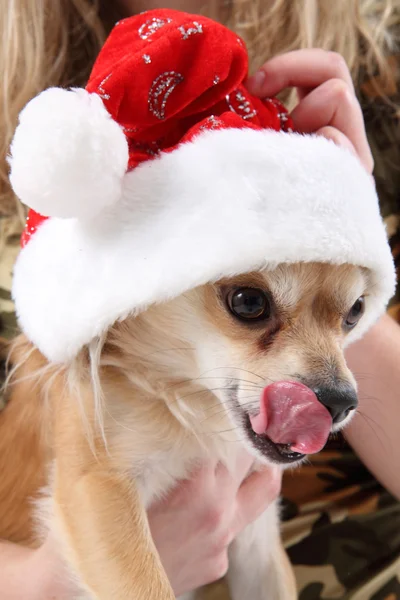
left=233, top=466, right=282, bottom=535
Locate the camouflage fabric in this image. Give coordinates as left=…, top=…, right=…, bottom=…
left=0, top=216, right=20, bottom=341
left=1, top=52, right=400, bottom=600
left=281, top=440, right=400, bottom=600
left=0, top=215, right=20, bottom=411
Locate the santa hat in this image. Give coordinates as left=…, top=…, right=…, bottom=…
left=9, top=9, right=395, bottom=363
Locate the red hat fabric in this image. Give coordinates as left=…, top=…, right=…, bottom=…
left=19, top=10, right=293, bottom=246
left=9, top=9, right=395, bottom=362
left=85, top=10, right=293, bottom=169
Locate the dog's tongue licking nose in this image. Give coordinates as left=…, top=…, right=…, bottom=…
left=250, top=382, right=332, bottom=455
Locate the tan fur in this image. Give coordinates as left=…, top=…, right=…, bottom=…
left=0, top=262, right=370, bottom=599
left=52, top=382, right=174, bottom=599
left=0, top=337, right=49, bottom=546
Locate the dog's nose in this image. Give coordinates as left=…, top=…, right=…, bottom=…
left=312, top=383, right=358, bottom=424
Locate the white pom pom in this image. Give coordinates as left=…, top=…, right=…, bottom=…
left=9, top=88, right=129, bottom=219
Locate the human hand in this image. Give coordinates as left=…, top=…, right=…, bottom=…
left=0, top=536, right=73, bottom=600
left=0, top=456, right=280, bottom=599
left=148, top=452, right=281, bottom=597
left=247, top=49, right=373, bottom=174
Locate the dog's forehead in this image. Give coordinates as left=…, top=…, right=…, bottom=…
left=260, top=263, right=368, bottom=310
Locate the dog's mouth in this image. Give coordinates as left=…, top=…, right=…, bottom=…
left=238, top=381, right=333, bottom=465
left=243, top=414, right=307, bottom=463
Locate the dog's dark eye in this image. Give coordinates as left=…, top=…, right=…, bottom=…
left=227, top=288, right=271, bottom=321
left=344, top=297, right=365, bottom=329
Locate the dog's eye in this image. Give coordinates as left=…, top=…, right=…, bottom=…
left=227, top=288, right=271, bottom=321
left=344, top=297, right=365, bottom=329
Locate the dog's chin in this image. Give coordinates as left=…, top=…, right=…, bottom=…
left=239, top=408, right=355, bottom=467
left=241, top=412, right=307, bottom=466
left=221, top=385, right=355, bottom=467
left=224, top=389, right=307, bottom=466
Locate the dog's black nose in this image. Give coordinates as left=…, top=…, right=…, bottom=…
left=312, top=383, right=358, bottom=424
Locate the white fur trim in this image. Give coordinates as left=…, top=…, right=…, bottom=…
left=9, top=88, right=129, bottom=220
left=13, top=129, right=395, bottom=363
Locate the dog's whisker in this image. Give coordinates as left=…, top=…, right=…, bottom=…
left=356, top=410, right=388, bottom=451
left=193, top=366, right=265, bottom=381
left=165, top=376, right=263, bottom=392
left=172, top=386, right=255, bottom=407
left=198, top=397, right=261, bottom=425
left=358, top=393, right=382, bottom=405
left=351, top=372, right=376, bottom=381
left=194, top=376, right=263, bottom=387
left=169, top=381, right=263, bottom=409
left=103, top=406, right=139, bottom=434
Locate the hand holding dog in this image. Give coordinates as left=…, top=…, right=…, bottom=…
left=248, top=48, right=373, bottom=173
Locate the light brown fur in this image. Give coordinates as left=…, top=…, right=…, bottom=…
left=0, top=337, right=49, bottom=546
left=0, top=262, right=370, bottom=599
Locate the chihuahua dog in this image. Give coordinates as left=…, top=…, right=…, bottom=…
left=0, top=260, right=367, bottom=600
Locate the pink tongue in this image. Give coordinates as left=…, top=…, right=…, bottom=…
left=250, top=381, right=332, bottom=455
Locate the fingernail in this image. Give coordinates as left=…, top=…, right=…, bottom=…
left=247, top=69, right=266, bottom=92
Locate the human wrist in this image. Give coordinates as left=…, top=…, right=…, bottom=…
left=0, top=540, right=42, bottom=600
left=28, top=539, right=71, bottom=600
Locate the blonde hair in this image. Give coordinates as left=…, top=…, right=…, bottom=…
left=224, top=1, right=398, bottom=76
left=0, top=0, right=114, bottom=220
left=1, top=0, right=399, bottom=222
